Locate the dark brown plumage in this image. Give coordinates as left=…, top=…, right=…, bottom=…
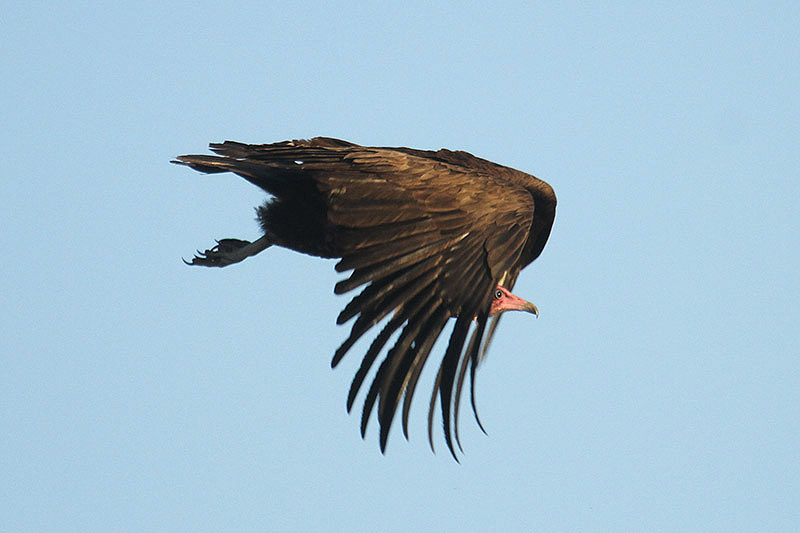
left=173, top=137, right=556, bottom=459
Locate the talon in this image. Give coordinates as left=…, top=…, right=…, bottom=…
left=183, top=236, right=270, bottom=268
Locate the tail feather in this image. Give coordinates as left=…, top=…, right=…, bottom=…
left=172, top=154, right=296, bottom=195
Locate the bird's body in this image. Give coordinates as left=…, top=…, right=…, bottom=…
left=174, top=137, right=556, bottom=459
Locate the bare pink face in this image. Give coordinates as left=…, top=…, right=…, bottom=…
left=489, top=286, right=539, bottom=316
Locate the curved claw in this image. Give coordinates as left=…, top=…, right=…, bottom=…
left=182, top=236, right=272, bottom=268
left=191, top=239, right=247, bottom=266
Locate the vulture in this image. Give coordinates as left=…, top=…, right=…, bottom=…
left=173, top=137, right=556, bottom=459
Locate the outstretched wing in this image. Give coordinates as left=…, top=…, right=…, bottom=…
left=180, top=138, right=537, bottom=458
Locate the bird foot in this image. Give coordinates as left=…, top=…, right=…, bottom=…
left=184, top=236, right=271, bottom=267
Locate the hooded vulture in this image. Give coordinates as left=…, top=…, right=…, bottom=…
left=174, top=137, right=556, bottom=460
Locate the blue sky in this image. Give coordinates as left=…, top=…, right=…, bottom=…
left=3, top=1, right=798, bottom=531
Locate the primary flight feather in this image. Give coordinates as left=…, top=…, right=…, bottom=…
left=173, top=137, right=556, bottom=459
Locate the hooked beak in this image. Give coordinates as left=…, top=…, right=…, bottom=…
left=521, top=301, right=539, bottom=318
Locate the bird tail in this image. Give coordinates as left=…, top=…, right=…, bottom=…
left=171, top=151, right=293, bottom=196
left=172, top=138, right=358, bottom=195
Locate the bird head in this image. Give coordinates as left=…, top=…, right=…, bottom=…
left=489, top=286, right=539, bottom=317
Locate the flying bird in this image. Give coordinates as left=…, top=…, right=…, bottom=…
left=173, top=137, right=556, bottom=459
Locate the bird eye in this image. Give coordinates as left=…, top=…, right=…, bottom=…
left=494, top=289, right=503, bottom=299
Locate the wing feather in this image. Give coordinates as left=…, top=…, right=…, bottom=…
left=332, top=265, right=440, bottom=367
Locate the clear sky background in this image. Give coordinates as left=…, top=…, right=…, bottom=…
left=3, top=2, right=798, bottom=531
